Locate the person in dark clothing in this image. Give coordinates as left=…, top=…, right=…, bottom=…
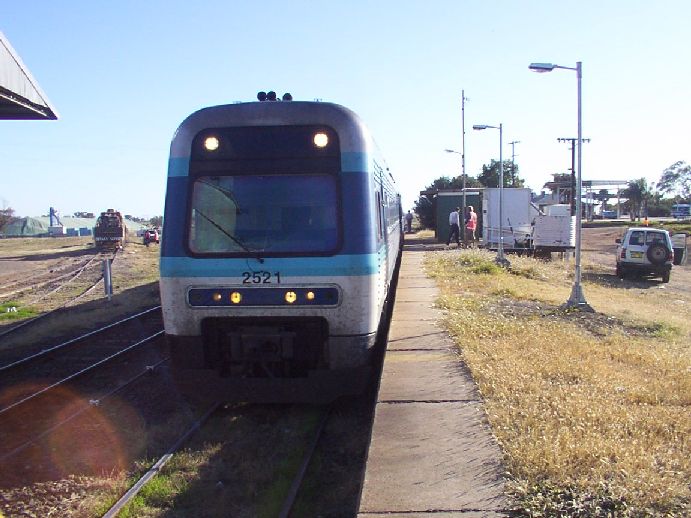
left=446, top=207, right=461, bottom=246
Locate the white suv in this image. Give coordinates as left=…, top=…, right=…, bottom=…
left=615, top=227, right=673, bottom=283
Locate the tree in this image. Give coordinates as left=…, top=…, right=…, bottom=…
left=622, top=178, right=652, bottom=221
left=657, top=161, right=691, bottom=201
left=646, top=189, right=672, bottom=217
left=595, top=189, right=612, bottom=210
left=413, top=175, right=482, bottom=229
left=477, top=160, right=524, bottom=188
left=149, top=215, right=163, bottom=228
left=0, top=207, right=16, bottom=230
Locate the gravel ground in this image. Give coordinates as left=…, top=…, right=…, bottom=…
left=580, top=225, right=690, bottom=297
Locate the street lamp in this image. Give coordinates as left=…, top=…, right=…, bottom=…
left=443, top=90, right=469, bottom=245
left=529, top=61, right=592, bottom=311
left=473, top=123, right=509, bottom=267
left=444, top=148, right=467, bottom=245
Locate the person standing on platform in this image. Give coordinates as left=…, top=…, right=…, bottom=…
left=465, top=205, right=477, bottom=246
left=405, top=210, right=413, bottom=233
left=447, top=207, right=461, bottom=247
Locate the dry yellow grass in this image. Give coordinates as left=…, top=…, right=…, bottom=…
left=427, top=249, right=690, bottom=516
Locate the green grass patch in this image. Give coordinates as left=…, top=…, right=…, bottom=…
left=631, top=320, right=681, bottom=338
left=0, top=300, right=37, bottom=321
left=255, top=411, right=321, bottom=518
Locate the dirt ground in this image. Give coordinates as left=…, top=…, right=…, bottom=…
left=1, top=228, right=689, bottom=297
left=580, top=225, right=690, bottom=297
left=0, top=237, right=96, bottom=286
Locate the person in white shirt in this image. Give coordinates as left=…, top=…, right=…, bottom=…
left=446, top=207, right=461, bottom=246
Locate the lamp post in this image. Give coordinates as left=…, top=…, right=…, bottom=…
left=529, top=61, right=592, bottom=311
left=473, top=123, right=509, bottom=267
left=444, top=90, right=469, bottom=245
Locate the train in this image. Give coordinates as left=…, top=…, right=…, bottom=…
left=159, top=94, right=403, bottom=404
left=93, top=209, right=127, bottom=250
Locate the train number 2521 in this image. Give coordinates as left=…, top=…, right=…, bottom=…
left=242, top=271, right=281, bottom=284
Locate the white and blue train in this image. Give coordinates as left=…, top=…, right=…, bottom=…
left=160, top=95, right=402, bottom=403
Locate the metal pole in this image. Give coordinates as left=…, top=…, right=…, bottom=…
left=566, top=61, right=590, bottom=309
left=103, top=259, right=113, bottom=301
left=496, top=123, right=508, bottom=266
left=570, top=140, right=576, bottom=215
left=461, top=90, right=467, bottom=245
left=508, top=140, right=520, bottom=187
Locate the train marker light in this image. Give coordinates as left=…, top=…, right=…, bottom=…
left=267, top=91, right=277, bottom=101
left=282, top=92, right=293, bottom=101
left=204, top=136, right=220, bottom=151
left=285, top=291, right=297, bottom=304
left=257, top=91, right=267, bottom=101
left=230, top=292, right=242, bottom=304
left=212, top=292, right=222, bottom=302
left=306, top=291, right=315, bottom=301
left=313, top=132, right=328, bottom=148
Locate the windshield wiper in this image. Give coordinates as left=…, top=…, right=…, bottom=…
left=199, top=179, right=244, bottom=215
left=196, top=209, right=264, bottom=263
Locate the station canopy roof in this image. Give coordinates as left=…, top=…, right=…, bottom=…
left=0, top=31, right=58, bottom=120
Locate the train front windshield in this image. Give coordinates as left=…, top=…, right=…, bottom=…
left=188, top=174, right=339, bottom=255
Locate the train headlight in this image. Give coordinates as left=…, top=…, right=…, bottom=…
left=204, top=136, right=220, bottom=151
left=212, top=292, right=222, bottom=302
left=313, top=132, right=329, bottom=148
left=285, top=291, right=297, bottom=304
left=230, top=292, right=242, bottom=304
left=306, top=291, right=315, bottom=301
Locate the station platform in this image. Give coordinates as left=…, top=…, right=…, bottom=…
left=358, top=237, right=510, bottom=517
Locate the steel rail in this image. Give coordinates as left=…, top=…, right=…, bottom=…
left=278, top=406, right=332, bottom=518
left=0, top=250, right=117, bottom=340
left=102, top=401, right=221, bottom=518
left=0, top=305, right=161, bottom=372
left=0, top=255, right=96, bottom=299
left=0, top=330, right=163, bottom=416
left=26, top=253, right=100, bottom=305
left=0, top=357, right=169, bottom=462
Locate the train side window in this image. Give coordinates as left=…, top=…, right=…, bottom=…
left=375, top=192, right=383, bottom=240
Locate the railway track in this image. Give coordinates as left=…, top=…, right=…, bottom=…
left=0, top=357, right=168, bottom=464
left=0, top=305, right=161, bottom=374
left=0, top=254, right=96, bottom=299
left=0, top=249, right=111, bottom=301
left=0, top=307, right=165, bottom=469
left=101, top=403, right=333, bottom=518
left=0, top=249, right=118, bottom=340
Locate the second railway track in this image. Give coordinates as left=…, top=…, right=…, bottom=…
left=0, top=306, right=163, bottom=410
left=0, top=249, right=119, bottom=340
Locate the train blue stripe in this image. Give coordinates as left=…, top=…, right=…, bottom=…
left=341, top=152, right=367, bottom=172
left=160, top=253, right=380, bottom=278
left=168, top=156, right=190, bottom=177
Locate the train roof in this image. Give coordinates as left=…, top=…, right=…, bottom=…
left=170, top=101, right=374, bottom=158
left=0, top=31, right=58, bottom=120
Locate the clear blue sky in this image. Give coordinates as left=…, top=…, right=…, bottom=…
left=2, top=0, right=689, bottom=218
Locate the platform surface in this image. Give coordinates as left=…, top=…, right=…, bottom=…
left=358, top=238, right=510, bottom=517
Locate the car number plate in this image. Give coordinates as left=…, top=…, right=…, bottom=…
left=630, top=251, right=643, bottom=258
